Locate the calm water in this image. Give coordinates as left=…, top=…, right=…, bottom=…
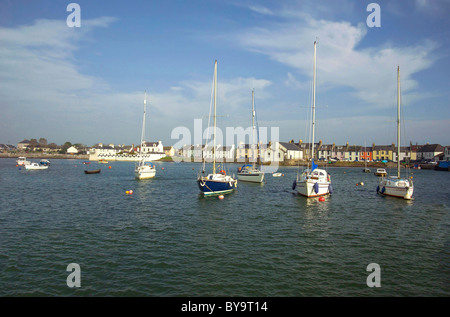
left=0, top=158, right=448, bottom=296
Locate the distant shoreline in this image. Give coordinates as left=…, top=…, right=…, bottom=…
left=0, top=153, right=89, bottom=160
left=0, top=153, right=429, bottom=169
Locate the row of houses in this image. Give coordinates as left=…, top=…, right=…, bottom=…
left=177, top=141, right=449, bottom=163
left=87, top=141, right=176, bottom=160
left=7, top=139, right=449, bottom=163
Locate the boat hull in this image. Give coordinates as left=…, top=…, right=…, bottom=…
left=135, top=165, right=156, bottom=179
left=85, top=169, right=101, bottom=174
left=25, top=163, right=48, bottom=170
left=377, top=178, right=413, bottom=200
left=237, top=172, right=264, bottom=183
left=296, top=180, right=331, bottom=197
left=198, top=175, right=236, bottom=196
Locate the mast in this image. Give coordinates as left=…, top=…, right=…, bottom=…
left=311, top=41, right=317, bottom=163
left=397, top=66, right=401, bottom=178
left=213, top=60, right=217, bottom=173
left=252, top=88, right=255, bottom=167
left=140, top=91, right=147, bottom=158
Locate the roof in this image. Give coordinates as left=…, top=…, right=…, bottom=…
left=279, top=142, right=302, bottom=151
left=143, top=141, right=160, bottom=146
left=417, top=144, right=444, bottom=153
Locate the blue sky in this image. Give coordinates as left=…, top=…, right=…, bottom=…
left=0, top=0, right=449, bottom=147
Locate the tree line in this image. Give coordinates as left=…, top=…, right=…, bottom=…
left=21, top=138, right=87, bottom=154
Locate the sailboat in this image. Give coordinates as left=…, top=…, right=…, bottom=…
left=197, top=60, right=237, bottom=195
left=377, top=66, right=414, bottom=200
left=135, top=91, right=156, bottom=180
left=362, top=142, right=371, bottom=173
left=237, top=89, right=265, bottom=183
left=292, top=41, right=332, bottom=197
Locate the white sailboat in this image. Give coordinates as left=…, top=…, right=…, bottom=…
left=197, top=60, right=237, bottom=195
left=135, top=91, right=156, bottom=180
left=292, top=41, right=332, bottom=198
left=237, top=89, right=264, bottom=183
left=377, top=66, right=414, bottom=200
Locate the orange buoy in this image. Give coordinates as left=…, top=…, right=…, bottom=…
left=318, top=197, right=325, bottom=202
left=218, top=195, right=224, bottom=200
left=162, top=167, right=164, bottom=170
left=109, top=166, right=111, bottom=169
left=129, top=190, right=133, bottom=194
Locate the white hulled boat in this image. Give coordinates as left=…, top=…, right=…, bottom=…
left=377, top=66, right=414, bottom=200
left=16, top=157, right=30, bottom=166
left=25, top=162, right=48, bottom=170
left=237, top=89, right=264, bottom=183
left=135, top=91, right=156, bottom=180
left=197, top=60, right=237, bottom=196
left=293, top=41, right=332, bottom=198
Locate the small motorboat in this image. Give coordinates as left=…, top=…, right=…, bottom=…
left=84, top=169, right=101, bottom=174
left=16, top=157, right=30, bottom=166
left=40, top=159, right=50, bottom=166
left=272, top=172, right=282, bottom=177
left=25, top=162, right=48, bottom=170
left=374, top=168, right=387, bottom=176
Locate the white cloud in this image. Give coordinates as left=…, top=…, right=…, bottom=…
left=232, top=13, right=438, bottom=112
left=248, top=6, right=274, bottom=16
left=0, top=18, right=272, bottom=146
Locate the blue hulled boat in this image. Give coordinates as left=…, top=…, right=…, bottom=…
left=197, top=60, right=237, bottom=196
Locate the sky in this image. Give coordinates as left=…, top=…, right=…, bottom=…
left=0, top=0, right=449, bottom=148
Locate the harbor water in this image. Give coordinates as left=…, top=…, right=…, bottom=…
left=0, top=158, right=448, bottom=296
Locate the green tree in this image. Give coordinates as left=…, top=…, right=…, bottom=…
left=39, top=138, right=48, bottom=147
left=60, top=142, right=72, bottom=154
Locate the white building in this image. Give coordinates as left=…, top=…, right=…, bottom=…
left=67, top=146, right=78, bottom=154
left=279, top=142, right=303, bottom=160
left=260, top=142, right=284, bottom=162
left=89, top=141, right=165, bottom=161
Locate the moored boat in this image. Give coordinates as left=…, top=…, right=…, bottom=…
left=292, top=41, right=332, bottom=198
left=25, top=162, right=48, bottom=170
left=40, top=159, right=50, bottom=166
left=16, top=157, right=30, bottom=166
left=377, top=66, right=414, bottom=200
left=197, top=60, right=237, bottom=196
left=374, top=168, right=387, bottom=176
left=84, top=169, right=101, bottom=174
left=237, top=89, right=264, bottom=183
left=135, top=91, right=157, bottom=180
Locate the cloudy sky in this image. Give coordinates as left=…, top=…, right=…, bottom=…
left=0, top=0, right=449, bottom=147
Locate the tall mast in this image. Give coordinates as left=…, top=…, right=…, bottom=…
left=213, top=60, right=217, bottom=173
left=397, top=66, right=401, bottom=178
left=311, top=41, right=317, bottom=162
left=140, top=91, right=147, bottom=155
left=252, top=88, right=255, bottom=166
